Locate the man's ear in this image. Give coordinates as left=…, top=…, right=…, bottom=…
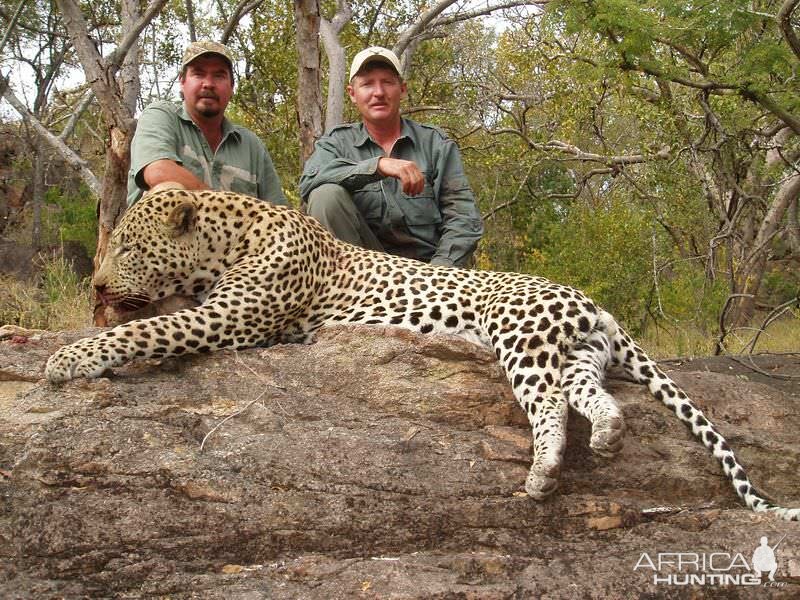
left=347, top=84, right=356, bottom=103
left=165, top=202, right=198, bottom=237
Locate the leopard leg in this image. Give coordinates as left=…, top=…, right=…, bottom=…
left=562, top=331, right=625, bottom=457
left=562, top=330, right=625, bottom=458
left=491, top=331, right=568, bottom=499
left=525, top=389, right=569, bottom=499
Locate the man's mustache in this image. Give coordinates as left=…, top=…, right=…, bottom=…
left=198, top=91, right=219, bottom=100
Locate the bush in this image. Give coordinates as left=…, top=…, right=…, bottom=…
left=0, top=253, right=92, bottom=331
left=525, top=200, right=654, bottom=330
left=44, top=184, right=97, bottom=257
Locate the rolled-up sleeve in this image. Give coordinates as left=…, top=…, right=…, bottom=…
left=129, top=103, right=182, bottom=189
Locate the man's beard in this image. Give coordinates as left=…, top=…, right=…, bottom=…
left=197, top=105, right=221, bottom=117
left=196, top=94, right=221, bottom=117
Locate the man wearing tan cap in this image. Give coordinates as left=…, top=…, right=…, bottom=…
left=127, top=40, right=286, bottom=206
left=299, top=46, right=483, bottom=267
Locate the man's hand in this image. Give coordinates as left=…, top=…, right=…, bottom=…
left=377, top=157, right=425, bottom=196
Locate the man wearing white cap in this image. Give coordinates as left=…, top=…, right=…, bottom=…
left=127, top=40, right=286, bottom=206
left=299, top=46, right=483, bottom=267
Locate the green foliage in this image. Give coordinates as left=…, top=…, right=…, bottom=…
left=231, top=1, right=300, bottom=198
left=525, top=199, right=655, bottom=328
left=44, top=185, right=97, bottom=257
left=651, top=259, right=728, bottom=328
left=761, top=266, right=800, bottom=306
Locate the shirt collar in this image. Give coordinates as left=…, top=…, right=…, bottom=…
left=179, top=103, right=241, bottom=141
left=353, top=118, right=415, bottom=149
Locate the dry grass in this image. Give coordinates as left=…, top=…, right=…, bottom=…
left=0, top=254, right=93, bottom=331
left=640, top=311, right=800, bottom=359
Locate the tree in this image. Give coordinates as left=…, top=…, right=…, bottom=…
left=546, top=0, right=800, bottom=329
left=1, top=0, right=76, bottom=248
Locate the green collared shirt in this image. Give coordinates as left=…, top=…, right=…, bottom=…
left=299, top=119, right=483, bottom=267
left=126, top=100, right=286, bottom=206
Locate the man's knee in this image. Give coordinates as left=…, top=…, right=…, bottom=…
left=306, top=184, right=355, bottom=220
left=305, top=183, right=384, bottom=251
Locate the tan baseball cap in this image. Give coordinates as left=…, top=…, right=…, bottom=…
left=349, top=46, right=402, bottom=80
left=180, top=40, right=234, bottom=72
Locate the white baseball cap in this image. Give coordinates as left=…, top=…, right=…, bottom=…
left=349, top=46, right=402, bottom=81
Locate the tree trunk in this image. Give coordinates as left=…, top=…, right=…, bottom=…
left=294, top=0, right=324, bottom=164
left=320, top=1, right=352, bottom=130
left=55, top=0, right=165, bottom=324
left=91, top=0, right=141, bottom=325
left=730, top=172, right=800, bottom=325
left=31, top=140, right=44, bottom=250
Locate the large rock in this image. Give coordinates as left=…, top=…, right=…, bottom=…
left=1, top=325, right=799, bottom=598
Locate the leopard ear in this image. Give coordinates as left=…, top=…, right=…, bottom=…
left=165, top=201, right=198, bottom=237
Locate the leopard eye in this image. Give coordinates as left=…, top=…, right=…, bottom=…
left=114, top=237, right=134, bottom=257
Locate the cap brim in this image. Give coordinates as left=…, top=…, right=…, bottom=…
left=350, top=57, right=400, bottom=80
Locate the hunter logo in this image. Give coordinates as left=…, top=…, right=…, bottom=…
left=633, top=535, right=789, bottom=587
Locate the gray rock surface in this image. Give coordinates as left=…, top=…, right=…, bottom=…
left=1, top=325, right=799, bottom=598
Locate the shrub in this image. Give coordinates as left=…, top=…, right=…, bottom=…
left=44, top=184, right=97, bottom=257
left=0, top=253, right=92, bottom=331
left=525, top=200, right=654, bottom=330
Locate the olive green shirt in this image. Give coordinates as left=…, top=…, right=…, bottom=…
left=299, top=119, right=483, bottom=267
left=127, top=100, right=286, bottom=206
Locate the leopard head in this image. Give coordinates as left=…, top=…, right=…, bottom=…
left=93, top=192, right=202, bottom=313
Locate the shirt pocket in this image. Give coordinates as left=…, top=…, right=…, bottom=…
left=397, top=182, right=442, bottom=244
left=179, top=153, right=210, bottom=185
left=353, top=181, right=386, bottom=225
left=220, top=164, right=258, bottom=198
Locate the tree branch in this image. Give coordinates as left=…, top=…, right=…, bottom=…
left=58, top=87, right=95, bottom=141
left=1, top=76, right=100, bottom=195
left=778, top=0, right=800, bottom=61
left=394, top=0, right=459, bottom=60
left=107, top=0, right=171, bottom=68
left=221, top=0, right=265, bottom=45
left=185, top=0, right=197, bottom=42
left=320, top=0, right=353, bottom=131
left=431, top=0, right=550, bottom=29
left=488, top=126, right=672, bottom=166
left=622, top=58, right=800, bottom=136
left=0, top=0, right=27, bottom=57
left=54, top=0, right=147, bottom=121
left=740, top=87, right=800, bottom=136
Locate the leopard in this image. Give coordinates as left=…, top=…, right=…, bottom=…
left=45, top=188, right=799, bottom=521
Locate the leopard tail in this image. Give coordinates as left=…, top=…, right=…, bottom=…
left=595, top=310, right=799, bottom=521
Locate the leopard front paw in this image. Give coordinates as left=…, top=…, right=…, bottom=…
left=45, top=345, right=111, bottom=383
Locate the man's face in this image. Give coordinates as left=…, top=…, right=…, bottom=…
left=180, top=54, right=233, bottom=119
left=347, top=64, right=406, bottom=126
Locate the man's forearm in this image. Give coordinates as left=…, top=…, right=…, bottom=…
left=142, top=159, right=210, bottom=191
